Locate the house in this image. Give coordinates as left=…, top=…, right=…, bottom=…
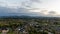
left=55, top=32, right=60, bottom=34
left=1, top=28, right=9, bottom=34
left=55, top=26, right=60, bottom=34
left=15, top=26, right=28, bottom=34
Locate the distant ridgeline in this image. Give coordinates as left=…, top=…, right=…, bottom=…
left=0, top=16, right=32, bottom=19
left=0, top=15, right=59, bottom=19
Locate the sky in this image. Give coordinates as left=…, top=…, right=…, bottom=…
left=0, top=0, right=60, bottom=17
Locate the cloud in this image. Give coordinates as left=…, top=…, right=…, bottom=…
left=0, top=0, right=58, bottom=17
left=40, top=10, right=48, bottom=15
left=48, top=11, right=56, bottom=15
left=0, top=6, right=58, bottom=17
left=0, top=6, right=30, bottom=16
left=0, top=6, right=46, bottom=16
left=0, top=0, right=41, bottom=8
left=30, top=0, right=40, bottom=3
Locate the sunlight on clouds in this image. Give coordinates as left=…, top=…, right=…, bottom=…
left=40, top=10, right=48, bottom=15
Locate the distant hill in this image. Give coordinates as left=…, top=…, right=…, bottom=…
left=0, top=15, right=59, bottom=20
